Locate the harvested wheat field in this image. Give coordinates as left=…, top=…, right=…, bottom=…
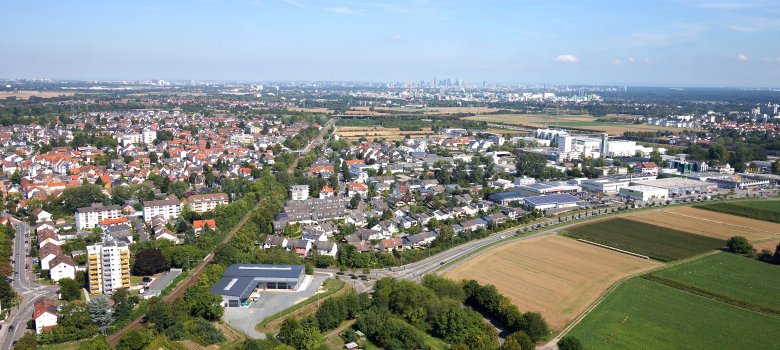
left=753, top=239, right=780, bottom=253
left=286, top=107, right=334, bottom=114
left=444, top=235, right=661, bottom=330
left=625, top=207, right=780, bottom=242
left=464, top=113, right=692, bottom=134
left=381, top=106, right=505, bottom=115
left=0, top=91, right=76, bottom=99
left=336, top=126, right=433, bottom=141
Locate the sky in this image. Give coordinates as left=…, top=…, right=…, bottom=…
left=1, top=0, right=780, bottom=87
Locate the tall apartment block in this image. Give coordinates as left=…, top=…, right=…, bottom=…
left=87, top=239, right=131, bottom=294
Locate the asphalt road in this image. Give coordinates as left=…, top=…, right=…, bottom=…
left=0, top=218, right=57, bottom=349
left=351, top=189, right=773, bottom=290
left=288, top=118, right=335, bottom=174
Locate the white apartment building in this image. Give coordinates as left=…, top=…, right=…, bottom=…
left=120, top=133, right=142, bottom=146
left=290, top=185, right=310, bottom=201
left=142, top=129, right=157, bottom=145
left=87, top=239, right=131, bottom=294
left=143, top=198, right=182, bottom=222
left=75, top=204, right=122, bottom=230
left=186, top=193, right=229, bottom=213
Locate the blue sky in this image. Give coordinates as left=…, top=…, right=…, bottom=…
left=1, top=0, right=779, bottom=86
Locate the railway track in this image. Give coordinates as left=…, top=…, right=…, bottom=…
left=107, top=199, right=264, bottom=346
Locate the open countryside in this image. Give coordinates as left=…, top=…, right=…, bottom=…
left=624, top=206, right=780, bottom=242
left=567, top=277, right=780, bottom=349
left=463, top=113, right=693, bottom=134
left=696, top=200, right=780, bottom=223
left=565, top=218, right=726, bottom=261
left=443, top=235, right=662, bottom=330
left=335, top=125, right=435, bottom=141
left=649, top=253, right=780, bottom=313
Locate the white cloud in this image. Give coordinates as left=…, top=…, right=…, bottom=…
left=725, top=17, right=780, bottom=33
left=388, top=34, right=402, bottom=40
left=628, top=57, right=636, bottom=63
left=555, top=54, right=579, bottom=63
left=610, top=58, right=624, bottom=65
left=738, top=54, right=749, bottom=61
left=323, top=6, right=355, bottom=14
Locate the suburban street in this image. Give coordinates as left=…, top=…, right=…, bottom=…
left=0, top=218, right=57, bottom=349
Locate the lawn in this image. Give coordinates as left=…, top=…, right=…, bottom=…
left=565, top=218, right=725, bottom=261
left=695, top=200, right=780, bottom=223
left=567, top=278, right=780, bottom=349
left=649, top=252, right=780, bottom=313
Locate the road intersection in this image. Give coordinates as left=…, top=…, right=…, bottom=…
left=0, top=218, right=58, bottom=350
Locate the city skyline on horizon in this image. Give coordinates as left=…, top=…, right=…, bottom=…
left=2, top=0, right=780, bottom=87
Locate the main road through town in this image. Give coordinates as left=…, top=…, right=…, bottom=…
left=0, top=217, right=58, bottom=350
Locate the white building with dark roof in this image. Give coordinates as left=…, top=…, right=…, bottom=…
left=186, top=193, right=228, bottom=213
left=142, top=197, right=182, bottom=222
left=210, top=264, right=306, bottom=307
left=75, top=203, right=122, bottom=230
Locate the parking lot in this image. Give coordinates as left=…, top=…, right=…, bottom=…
left=222, top=274, right=327, bottom=339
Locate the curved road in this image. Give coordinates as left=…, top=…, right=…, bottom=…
left=0, top=218, right=57, bottom=350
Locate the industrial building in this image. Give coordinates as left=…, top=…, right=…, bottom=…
left=516, top=181, right=581, bottom=196
left=524, top=194, right=581, bottom=211
left=619, top=185, right=669, bottom=202
left=581, top=177, right=632, bottom=194
left=210, top=264, right=306, bottom=307
left=632, top=178, right=716, bottom=196
left=487, top=191, right=525, bottom=205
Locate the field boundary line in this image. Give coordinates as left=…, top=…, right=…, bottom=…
left=641, top=274, right=780, bottom=319
left=551, top=251, right=719, bottom=347
left=576, top=239, right=650, bottom=259
left=659, top=209, right=780, bottom=234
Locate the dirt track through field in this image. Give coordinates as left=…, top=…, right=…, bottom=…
left=625, top=207, right=780, bottom=242
left=444, top=235, right=661, bottom=330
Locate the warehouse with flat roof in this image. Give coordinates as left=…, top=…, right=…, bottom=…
left=210, top=264, right=305, bottom=307
left=619, top=185, right=669, bottom=202
left=524, top=194, right=581, bottom=211
left=630, top=177, right=715, bottom=196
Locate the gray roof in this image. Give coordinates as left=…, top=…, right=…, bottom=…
left=524, top=194, right=581, bottom=206
left=210, top=264, right=305, bottom=299
left=76, top=204, right=121, bottom=213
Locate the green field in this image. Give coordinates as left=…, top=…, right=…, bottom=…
left=566, top=218, right=725, bottom=261
left=696, top=200, right=780, bottom=223
left=567, top=278, right=780, bottom=349
left=649, top=253, right=780, bottom=314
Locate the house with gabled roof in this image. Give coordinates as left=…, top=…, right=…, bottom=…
left=33, top=298, right=58, bottom=334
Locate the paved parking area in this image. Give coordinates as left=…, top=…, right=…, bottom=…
left=223, top=274, right=327, bottom=339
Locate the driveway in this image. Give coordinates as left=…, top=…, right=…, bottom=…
left=223, top=274, right=327, bottom=339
